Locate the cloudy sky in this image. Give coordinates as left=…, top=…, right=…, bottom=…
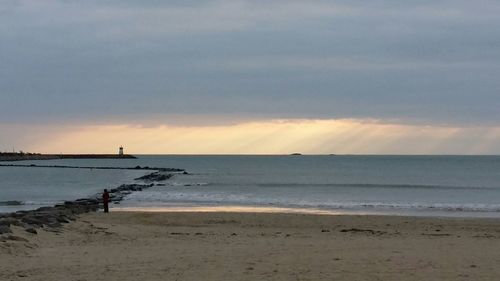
left=1, top=0, right=500, bottom=154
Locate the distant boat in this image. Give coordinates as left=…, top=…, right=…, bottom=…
left=290, top=153, right=302, bottom=156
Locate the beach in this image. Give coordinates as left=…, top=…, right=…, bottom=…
left=4, top=0, right=500, bottom=279
left=2, top=211, right=500, bottom=281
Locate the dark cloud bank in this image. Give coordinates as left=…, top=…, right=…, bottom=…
left=1, top=0, right=499, bottom=126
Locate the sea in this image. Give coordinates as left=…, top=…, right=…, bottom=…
left=1, top=155, right=500, bottom=217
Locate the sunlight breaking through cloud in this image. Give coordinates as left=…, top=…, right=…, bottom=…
left=14, top=119, right=500, bottom=155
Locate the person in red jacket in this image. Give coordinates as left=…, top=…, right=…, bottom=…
left=102, top=189, right=110, bottom=213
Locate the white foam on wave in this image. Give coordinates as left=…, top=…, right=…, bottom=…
left=122, top=190, right=500, bottom=213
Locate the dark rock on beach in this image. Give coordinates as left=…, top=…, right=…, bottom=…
left=340, top=228, right=387, bottom=235
left=0, top=225, right=12, bottom=234
left=25, top=227, right=37, bottom=234
left=0, top=235, right=28, bottom=242
left=1, top=217, right=23, bottom=227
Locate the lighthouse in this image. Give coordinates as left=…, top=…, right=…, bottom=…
left=119, top=146, right=124, bottom=156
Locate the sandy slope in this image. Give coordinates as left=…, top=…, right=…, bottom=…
left=1, top=212, right=500, bottom=281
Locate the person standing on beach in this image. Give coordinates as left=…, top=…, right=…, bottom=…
left=102, top=189, right=110, bottom=213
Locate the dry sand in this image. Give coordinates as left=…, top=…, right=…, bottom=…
left=1, top=211, right=500, bottom=281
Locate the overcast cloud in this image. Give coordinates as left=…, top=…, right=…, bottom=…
left=1, top=0, right=500, bottom=126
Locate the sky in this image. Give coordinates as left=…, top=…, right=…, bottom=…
left=1, top=0, right=500, bottom=154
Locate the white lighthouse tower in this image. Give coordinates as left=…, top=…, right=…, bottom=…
left=119, top=146, right=124, bottom=156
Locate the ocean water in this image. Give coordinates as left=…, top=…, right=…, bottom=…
left=1, top=155, right=500, bottom=217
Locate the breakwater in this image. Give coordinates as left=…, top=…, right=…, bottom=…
left=0, top=170, right=177, bottom=238
left=0, top=153, right=136, bottom=161
left=0, top=163, right=184, bottom=172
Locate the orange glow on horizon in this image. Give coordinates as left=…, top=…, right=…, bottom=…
left=23, top=119, right=500, bottom=155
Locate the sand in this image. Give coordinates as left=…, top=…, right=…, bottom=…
left=1, top=211, right=500, bottom=281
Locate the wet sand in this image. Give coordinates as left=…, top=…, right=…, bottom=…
left=1, top=211, right=500, bottom=280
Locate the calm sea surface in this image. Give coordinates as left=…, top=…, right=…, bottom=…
left=1, top=155, right=500, bottom=217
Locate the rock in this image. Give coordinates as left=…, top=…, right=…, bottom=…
left=36, top=206, right=55, bottom=212
left=0, top=217, right=20, bottom=227
left=55, top=216, right=70, bottom=224
left=158, top=167, right=185, bottom=172
left=12, top=211, right=28, bottom=218
left=21, top=216, right=44, bottom=227
left=46, top=220, right=62, bottom=228
left=25, top=227, right=37, bottom=234
left=0, top=225, right=12, bottom=234
left=154, top=174, right=171, bottom=181
left=340, top=228, right=387, bottom=235
left=135, top=172, right=173, bottom=182
left=3, top=235, right=29, bottom=242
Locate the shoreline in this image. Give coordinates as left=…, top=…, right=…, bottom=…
left=113, top=204, right=500, bottom=219
left=2, top=211, right=500, bottom=280
left=2, top=162, right=499, bottom=220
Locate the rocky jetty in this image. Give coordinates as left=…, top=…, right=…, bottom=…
left=0, top=163, right=184, bottom=172
left=0, top=171, right=175, bottom=239
left=0, top=153, right=56, bottom=162
left=135, top=171, right=173, bottom=182
left=0, top=152, right=137, bottom=161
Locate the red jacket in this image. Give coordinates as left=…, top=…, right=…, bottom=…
left=103, top=192, right=110, bottom=203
